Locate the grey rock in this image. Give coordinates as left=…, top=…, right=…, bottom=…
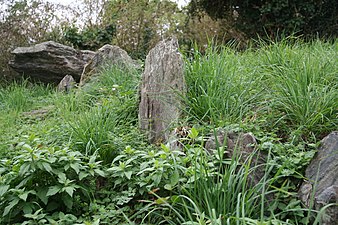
left=205, top=130, right=268, bottom=187
left=81, top=50, right=96, bottom=62
left=79, top=44, right=137, bottom=86
left=299, top=131, right=338, bottom=225
left=57, top=75, right=76, bottom=93
left=22, top=106, right=54, bottom=120
left=9, top=41, right=93, bottom=83
left=139, top=37, right=185, bottom=144
left=168, top=126, right=192, bottom=151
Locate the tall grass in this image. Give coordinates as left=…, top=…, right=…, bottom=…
left=139, top=143, right=298, bottom=225
left=68, top=103, right=118, bottom=159
left=0, top=79, right=55, bottom=156
left=168, top=145, right=278, bottom=225
left=65, top=65, right=141, bottom=163
left=184, top=47, right=264, bottom=125
left=140, top=142, right=328, bottom=225
left=184, top=39, right=337, bottom=139
left=258, top=40, right=338, bottom=139
left=0, top=79, right=53, bottom=112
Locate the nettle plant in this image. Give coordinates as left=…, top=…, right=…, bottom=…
left=107, top=144, right=188, bottom=197
left=0, top=135, right=105, bottom=224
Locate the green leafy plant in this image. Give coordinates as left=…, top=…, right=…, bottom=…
left=0, top=136, right=104, bottom=224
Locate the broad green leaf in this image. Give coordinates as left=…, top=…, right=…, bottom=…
left=62, top=194, right=73, bottom=210
left=16, top=176, right=30, bottom=189
left=153, top=173, right=162, bottom=185
left=94, top=169, right=105, bottom=177
left=155, top=197, right=169, bottom=205
left=160, top=144, right=170, bottom=152
left=170, top=170, right=180, bottom=186
left=57, top=173, right=67, bottom=183
left=36, top=187, right=49, bottom=205
left=46, top=186, right=61, bottom=196
left=188, top=127, right=199, bottom=139
left=24, top=208, right=44, bottom=219
left=19, top=192, right=29, bottom=201
left=136, top=167, right=154, bottom=175
left=49, top=157, right=57, bottom=163
left=164, top=184, right=172, bottom=190
left=92, top=219, right=101, bottom=225
left=79, top=172, right=88, bottom=180
left=0, top=167, right=7, bottom=175
left=41, top=162, right=53, bottom=173
left=0, top=185, right=10, bottom=197
left=23, top=203, right=34, bottom=214
left=112, top=155, right=124, bottom=163
left=64, top=164, right=70, bottom=171
left=3, top=198, right=19, bottom=216
left=63, top=186, right=75, bottom=197
left=22, top=144, right=33, bottom=152
left=70, top=163, right=80, bottom=174
left=89, top=170, right=95, bottom=176
left=124, top=171, right=132, bottom=180
left=19, top=163, right=31, bottom=176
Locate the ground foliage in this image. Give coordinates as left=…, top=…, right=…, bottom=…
left=0, top=40, right=337, bottom=224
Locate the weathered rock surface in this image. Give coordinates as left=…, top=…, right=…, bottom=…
left=79, top=44, right=138, bottom=86
left=57, top=75, right=76, bottom=92
left=299, top=131, right=338, bottom=225
left=9, top=41, right=95, bottom=83
left=139, top=37, right=185, bottom=144
left=205, top=130, right=267, bottom=187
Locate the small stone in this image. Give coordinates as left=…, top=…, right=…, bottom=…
left=57, top=75, right=76, bottom=93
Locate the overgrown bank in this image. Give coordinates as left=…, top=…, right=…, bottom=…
left=0, top=40, right=337, bottom=224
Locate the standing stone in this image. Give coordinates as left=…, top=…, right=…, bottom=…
left=299, top=131, right=338, bottom=225
left=139, top=37, right=185, bottom=144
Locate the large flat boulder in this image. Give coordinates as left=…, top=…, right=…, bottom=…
left=139, top=37, right=185, bottom=144
left=299, top=131, right=338, bottom=225
left=9, top=41, right=95, bottom=83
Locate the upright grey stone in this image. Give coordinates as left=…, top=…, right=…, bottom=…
left=299, top=131, right=338, bottom=225
left=139, top=37, right=185, bottom=144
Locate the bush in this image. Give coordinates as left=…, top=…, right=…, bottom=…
left=0, top=136, right=104, bottom=224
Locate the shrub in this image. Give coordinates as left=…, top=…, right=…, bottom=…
left=0, top=136, right=104, bottom=224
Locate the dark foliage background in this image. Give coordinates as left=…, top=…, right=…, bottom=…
left=189, top=0, right=338, bottom=39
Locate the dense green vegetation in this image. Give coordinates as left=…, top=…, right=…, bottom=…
left=0, top=40, right=337, bottom=224
left=189, top=0, right=338, bottom=38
